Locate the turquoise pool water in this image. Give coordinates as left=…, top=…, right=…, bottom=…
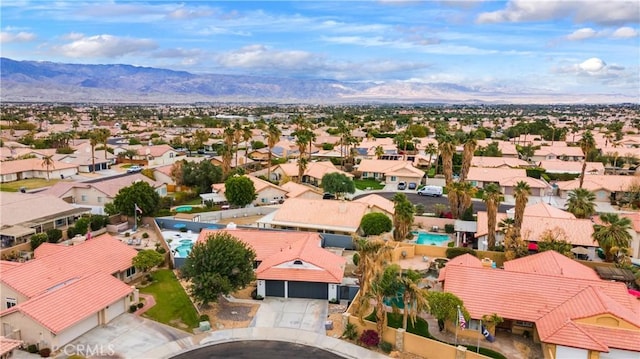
left=174, top=206, right=193, bottom=213
left=416, top=232, right=450, bottom=246
left=175, top=243, right=193, bottom=257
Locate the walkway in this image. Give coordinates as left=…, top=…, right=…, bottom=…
left=135, top=293, right=157, bottom=316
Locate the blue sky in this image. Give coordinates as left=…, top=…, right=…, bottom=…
left=1, top=1, right=639, bottom=97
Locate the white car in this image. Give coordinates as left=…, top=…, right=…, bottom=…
left=417, top=185, right=443, bottom=197
left=126, top=165, right=143, bottom=173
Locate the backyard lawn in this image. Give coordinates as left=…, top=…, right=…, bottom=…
left=139, top=269, right=200, bottom=331
left=354, top=179, right=385, bottom=191
left=0, top=178, right=65, bottom=192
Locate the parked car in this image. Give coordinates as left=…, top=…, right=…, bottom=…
left=397, top=181, right=407, bottom=190
left=126, top=165, right=143, bottom=173
left=417, top=185, right=443, bottom=197
left=408, top=182, right=417, bottom=190
left=323, top=192, right=336, bottom=200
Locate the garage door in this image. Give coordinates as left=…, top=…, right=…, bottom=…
left=105, top=298, right=126, bottom=322
left=288, top=281, right=328, bottom=299
left=55, top=314, right=99, bottom=348
left=600, top=349, right=639, bottom=359
left=555, top=345, right=588, bottom=359
left=265, top=280, right=285, bottom=297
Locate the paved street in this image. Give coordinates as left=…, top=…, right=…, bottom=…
left=355, top=191, right=514, bottom=213
left=172, top=340, right=345, bottom=359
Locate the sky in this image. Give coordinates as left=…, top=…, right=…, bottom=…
left=1, top=0, right=639, bottom=97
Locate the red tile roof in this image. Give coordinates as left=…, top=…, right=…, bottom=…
left=1, top=234, right=137, bottom=298
left=504, top=251, right=600, bottom=280
left=1, top=272, right=132, bottom=334
left=0, top=260, right=21, bottom=273
left=0, top=336, right=23, bottom=355
left=581, top=325, right=640, bottom=352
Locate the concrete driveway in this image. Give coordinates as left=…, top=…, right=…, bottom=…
left=60, top=314, right=191, bottom=359
left=251, top=298, right=328, bottom=334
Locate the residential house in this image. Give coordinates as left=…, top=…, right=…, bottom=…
left=440, top=251, right=640, bottom=359
left=538, top=160, right=605, bottom=175
left=356, top=159, right=425, bottom=186
left=212, top=175, right=288, bottom=206
left=270, top=161, right=352, bottom=187
left=54, top=149, right=116, bottom=173
left=466, top=167, right=549, bottom=196
left=0, top=158, right=79, bottom=183
left=116, top=145, right=180, bottom=166
left=280, top=181, right=322, bottom=200
left=476, top=140, right=519, bottom=158
left=471, top=156, right=530, bottom=169
left=352, top=194, right=395, bottom=219
left=40, top=174, right=167, bottom=215
left=196, top=229, right=345, bottom=300
left=0, top=192, right=90, bottom=249
left=0, top=235, right=139, bottom=350
left=556, top=175, right=638, bottom=203
left=0, top=336, right=22, bottom=358
left=210, top=150, right=257, bottom=170
left=257, top=197, right=393, bottom=235
left=531, top=146, right=585, bottom=163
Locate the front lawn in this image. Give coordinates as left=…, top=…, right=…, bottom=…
left=0, top=178, right=65, bottom=192
left=139, top=269, right=199, bottom=331
left=354, top=179, right=385, bottom=190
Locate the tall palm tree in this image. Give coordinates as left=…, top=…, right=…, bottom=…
left=447, top=181, right=477, bottom=219
left=89, top=131, right=100, bottom=173
left=375, top=145, right=384, bottom=159
left=424, top=143, right=437, bottom=177
left=393, top=193, right=415, bottom=241
left=357, top=264, right=401, bottom=337
left=566, top=188, right=596, bottom=219
left=222, top=126, right=235, bottom=177
left=513, top=181, right=531, bottom=237
left=593, top=213, right=632, bottom=262
left=295, top=130, right=311, bottom=183
left=233, top=121, right=243, bottom=168
left=399, top=269, right=429, bottom=330
left=578, top=130, right=596, bottom=188
left=459, top=133, right=477, bottom=181
left=97, top=128, right=111, bottom=159
left=438, top=139, right=455, bottom=186
left=483, top=183, right=502, bottom=249
left=242, top=126, right=252, bottom=165
left=41, top=155, right=54, bottom=181
left=266, top=122, right=281, bottom=181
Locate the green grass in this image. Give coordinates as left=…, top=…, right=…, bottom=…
left=354, top=178, right=385, bottom=190
left=0, top=178, right=65, bottom=192
left=139, top=269, right=199, bottom=331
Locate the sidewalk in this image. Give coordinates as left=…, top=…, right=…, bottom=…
left=134, top=293, right=157, bottom=316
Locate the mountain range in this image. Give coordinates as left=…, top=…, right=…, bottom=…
left=0, top=58, right=634, bottom=104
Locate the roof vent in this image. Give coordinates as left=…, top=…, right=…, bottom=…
left=293, top=260, right=303, bottom=265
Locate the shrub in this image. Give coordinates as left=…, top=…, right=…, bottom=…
left=67, top=227, right=76, bottom=238
left=379, top=341, right=393, bottom=353
left=129, top=304, right=138, bottom=313
left=137, top=302, right=144, bottom=309
left=27, top=344, right=38, bottom=353
left=142, top=232, right=150, bottom=239
left=45, top=229, right=62, bottom=243
left=90, top=215, right=108, bottom=231
left=444, top=224, right=455, bottom=233
left=199, top=314, right=210, bottom=322
left=446, top=247, right=477, bottom=259
left=124, top=232, right=131, bottom=237
left=30, top=233, right=49, bottom=251
left=342, top=322, right=358, bottom=341
left=156, top=247, right=166, bottom=254
left=360, top=212, right=393, bottom=236
left=352, top=253, right=360, bottom=266
left=72, top=217, right=90, bottom=237
left=39, top=348, right=51, bottom=357
left=359, top=329, right=380, bottom=347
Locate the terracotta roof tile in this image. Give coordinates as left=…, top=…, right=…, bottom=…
left=0, top=260, right=21, bottom=273
left=0, top=336, right=23, bottom=355
left=353, top=194, right=395, bottom=215
left=504, top=251, right=600, bottom=280
left=581, top=325, right=640, bottom=352
left=271, top=198, right=369, bottom=232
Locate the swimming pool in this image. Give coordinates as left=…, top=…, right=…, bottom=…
left=175, top=242, right=193, bottom=257
left=416, top=232, right=450, bottom=246
left=174, top=206, right=193, bottom=213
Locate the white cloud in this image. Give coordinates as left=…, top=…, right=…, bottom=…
left=152, top=48, right=202, bottom=59
left=477, top=1, right=640, bottom=26
left=612, top=26, right=639, bottom=38
left=578, top=58, right=606, bottom=73
left=566, top=28, right=597, bottom=41
left=166, top=7, right=213, bottom=20
left=215, top=45, right=319, bottom=70
left=0, top=31, right=36, bottom=43
left=61, top=32, right=84, bottom=41
left=54, top=34, right=157, bottom=58
left=553, top=57, right=631, bottom=84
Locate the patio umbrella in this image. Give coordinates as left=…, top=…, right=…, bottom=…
left=173, top=223, right=187, bottom=229
left=571, top=246, right=590, bottom=255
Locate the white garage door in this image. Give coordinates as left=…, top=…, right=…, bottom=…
left=105, top=298, right=126, bottom=322
left=55, top=314, right=99, bottom=348
left=556, top=346, right=588, bottom=359
left=600, top=349, right=639, bottom=359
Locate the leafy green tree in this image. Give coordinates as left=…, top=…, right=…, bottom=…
left=112, top=181, right=161, bottom=217
left=181, top=160, right=223, bottom=194
left=45, top=229, right=62, bottom=243
left=566, top=188, right=596, bottom=219
left=30, top=233, right=49, bottom=251
left=181, top=232, right=256, bottom=306
left=427, top=291, right=468, bottom=332
left=133, top=250, right=165, bottom=272
left=360, top=212, right=393, bottom=236
left=321, top=172, right=355, bottom=198
left=224, top=175, right=257, bottom=207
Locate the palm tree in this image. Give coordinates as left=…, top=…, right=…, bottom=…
left=242, top=126, right=252, bottom=165
left=459, top=133, right=477, bottom=181
left=483, top=183, right=502, bottom=249
left=97, top=128, right=111, bottom=159
left=424, top=143, right=437, bottom=177
left=375, top=145, right=384, bottom=159
left=438, top=139, right=455, bottom=186
left=357, top=264, right=401, bottom=337
left=393, top=193, right=415, bottom=241
left=89, top=131, right=100, bottom=173
left=399, top=269, right=429, bottom=330
left=593, top=213, right=632, bottom=262
left=233, top=121, right=243, bottom=167
left=295, top=130, right=311, bottom=183
left=578, top=130, right=596, bottom=188
left=266, top=122, right=281, bottom=181
left=222, top=126, right=235, bottom=177
left=513, top=181, right=531, bottom=237
left=446, top=181, right=477, bottom=219
left=566, top=188, right=596, bottom=219
left=41, top=155, right=54, bottom=181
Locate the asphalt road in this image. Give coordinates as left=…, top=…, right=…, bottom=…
left=356, top=192, right=513, bottom=213
left=172, top=341, right=346, bottom=359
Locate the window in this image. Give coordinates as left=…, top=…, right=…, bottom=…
left=293, top=260, right=303, bottom=265
left=5, top=298, right=16, bottom=309
left=390, top=176, right=397, bottom=182
left=126, top=267, right=136, bottom=277
left=169, top=152, right=174, bottom=158
left=514, top=320, right=534, bottom=328
left=97, top=197, right=103, bottom=203
left=468, top=319, right=481, bottom=331
left=81, top=195, right=87, bottom=202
